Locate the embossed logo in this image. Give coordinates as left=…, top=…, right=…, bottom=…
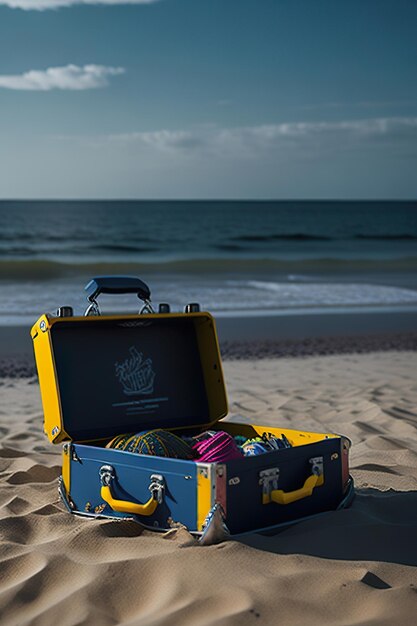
left=115, top=346, right=155, bottom=396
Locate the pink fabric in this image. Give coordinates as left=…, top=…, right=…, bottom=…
left=192, top=431, right=243, bottom=463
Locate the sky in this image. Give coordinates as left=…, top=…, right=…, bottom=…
left=0, top=0, right=416, bottom=199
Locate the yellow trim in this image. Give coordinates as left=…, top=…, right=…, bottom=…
left=264, top=473, right=324, bottom=505
left=39, top=311, right=214, bottom=328
left=197, top=464, right=213, bottom=531
left=61, top=444, right=71, bottom=494
left=219, top=422, right=339, bottom=447
left=32, top=311, right=228, bottom=444
left=100, top=485, right=158, bottom=516
left=31, top=315, right=67, bottom=443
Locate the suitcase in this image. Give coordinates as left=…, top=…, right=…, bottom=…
left=31, top=275, right=354, bottom=544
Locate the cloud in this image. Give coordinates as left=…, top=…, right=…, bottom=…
left=0, top=0, right=158, bottom=8
left=106, top=117, right=417, bottom=158
left=111, top=129, right=206, bottom=151
left=0, top=64, right=125, bottom=90
left=299, top=100, right=417, bottom=111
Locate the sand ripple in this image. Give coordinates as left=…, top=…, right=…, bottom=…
left=1, top=352, right=417, bottom=625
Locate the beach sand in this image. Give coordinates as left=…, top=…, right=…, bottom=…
left=1, top=351, right=417, bottom=625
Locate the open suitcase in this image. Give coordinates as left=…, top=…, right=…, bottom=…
left=31, top=276, right=354, bottom=544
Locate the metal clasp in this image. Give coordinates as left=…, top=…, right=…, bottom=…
left=99, top=464, right=115, bottom=486
left=310, top=456, right=324, bottom=477
left=259, top=467, right=280, bottom=499
left=149, top=474, right=165, bottom=504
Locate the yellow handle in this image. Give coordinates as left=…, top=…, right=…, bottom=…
left=264, top=473, right=324, bottom=506
left=101, top=484, right=158, bottom=516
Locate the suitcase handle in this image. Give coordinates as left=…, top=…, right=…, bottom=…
left=261, top=457, right=324, bottom=505
left=99, top=465, right=164, bottom=517
left=85, top=276, right=151, bottom=302
left=84, top=276, right=153, bottom=316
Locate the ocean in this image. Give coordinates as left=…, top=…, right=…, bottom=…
left=1, top=200, right=417, bottom=325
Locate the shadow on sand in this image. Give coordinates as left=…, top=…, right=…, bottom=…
left=238, top=488, right=417, bottom=567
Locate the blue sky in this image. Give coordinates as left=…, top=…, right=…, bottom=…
left=0, top=0, right=416, bottom=198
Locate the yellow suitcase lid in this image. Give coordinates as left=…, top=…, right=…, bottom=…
left=31, top=277, right=228, bottom=444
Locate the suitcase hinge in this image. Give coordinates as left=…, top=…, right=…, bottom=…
left=63, top=443, right=81, bottom=463
left=259, top=467, right=280, bottom=498
left=58, top=476, right=76, bottom=512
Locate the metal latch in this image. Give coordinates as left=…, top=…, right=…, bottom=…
left=310, top=456, right=324, bottom=477
left=99, top=464, right=115, bottom=486
left=149, top=474, right=165, bottom=504
left=259, top=467, right=279, bottom=499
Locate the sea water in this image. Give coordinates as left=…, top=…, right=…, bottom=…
left=0, top=200, right=416, bottom=324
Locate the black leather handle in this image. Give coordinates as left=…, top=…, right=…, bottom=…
left=84, top=276, right=151, bottom=302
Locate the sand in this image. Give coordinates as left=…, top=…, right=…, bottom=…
left=1, top=351, right=417, bottom=625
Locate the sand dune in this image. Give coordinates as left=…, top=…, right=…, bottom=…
left=1, top=352, right=417, bottom=625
